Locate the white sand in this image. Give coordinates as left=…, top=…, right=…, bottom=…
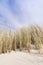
left=0, top=51, right=43, bottom=65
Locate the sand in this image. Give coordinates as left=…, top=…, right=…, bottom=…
left=0, top=50, right=43, bottom=65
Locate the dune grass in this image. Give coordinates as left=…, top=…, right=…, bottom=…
left=0, top=25, right=43, bottom=54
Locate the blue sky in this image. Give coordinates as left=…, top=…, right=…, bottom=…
left=0, top=0, right=43, bottom=29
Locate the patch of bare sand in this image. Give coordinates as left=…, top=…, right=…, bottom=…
left=0, top=50, right=43, bottom=65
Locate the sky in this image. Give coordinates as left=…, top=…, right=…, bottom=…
left=0, top=0, right=43, bottom=29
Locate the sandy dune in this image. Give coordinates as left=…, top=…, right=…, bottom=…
left=0, top=51, right=43, bottom=65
